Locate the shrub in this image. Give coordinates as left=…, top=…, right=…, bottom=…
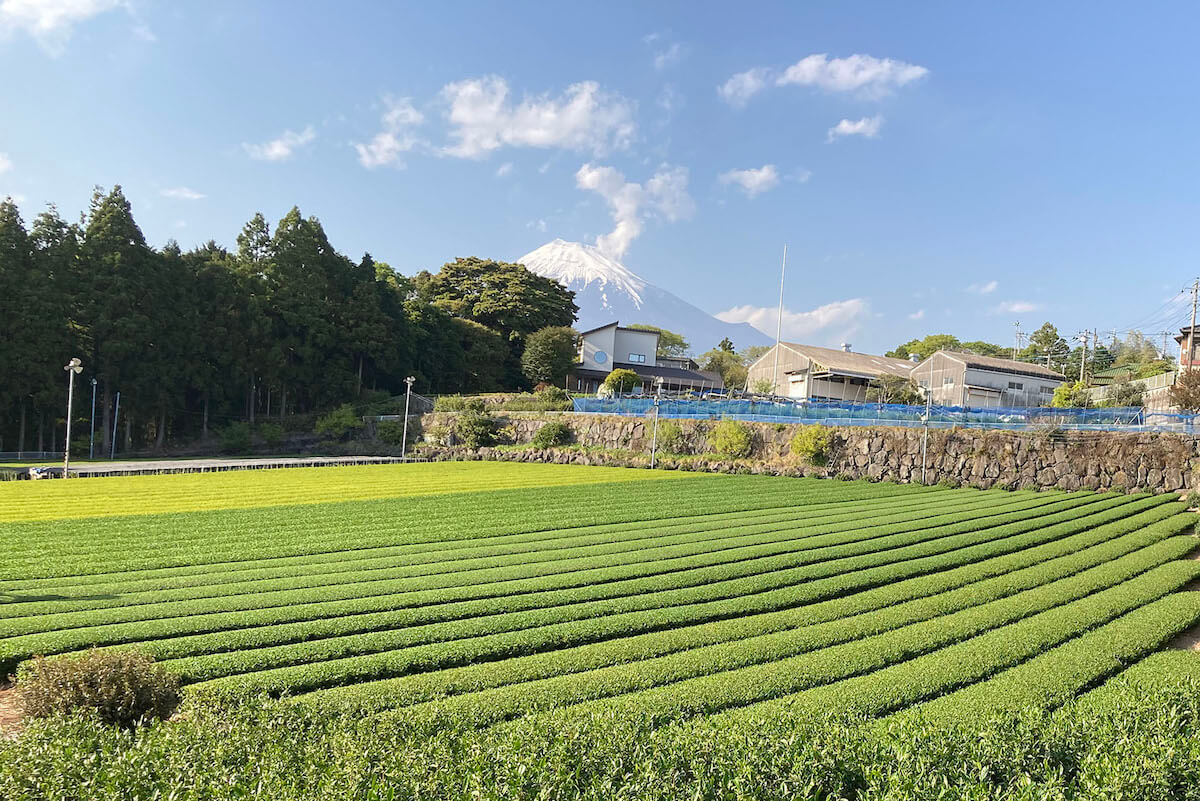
left=531, top=421, right=572, bottom=448
left=656, top=419, right=686, bottom=454
left=709, top=419, right=753, bottom=459
left=376, top=420, right=419, bottom=448
left=314, top=404, right=364, bottom=439
left=17, top=648, right=180, bottom=728
left=455, top=408, right=497, bottom=448
left=537, top=385, right=570, bottom=404
left=434, top=395, right=467, bottom=412
left=219, top=421, right=252, bottom=454
left=257, top=422, right=284, bottom=448
left=602, top=368, right=640, bottom=394
left=790, top=425, right=831, bottom=466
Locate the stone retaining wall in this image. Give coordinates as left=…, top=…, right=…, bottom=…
left=413, top=412, right=1199, bottom=493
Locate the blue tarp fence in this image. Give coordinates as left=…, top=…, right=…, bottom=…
left=571, top=397, right=1200, bottom=433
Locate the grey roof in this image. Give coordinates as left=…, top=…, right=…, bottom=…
left=776, top=343, right=916, bottom=379
left=574, top=361, right=724, bottom=388
left=931, top=351, right=1066, bottom=380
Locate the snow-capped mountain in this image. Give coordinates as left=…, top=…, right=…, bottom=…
left=518, top=240, right=770, bottom=352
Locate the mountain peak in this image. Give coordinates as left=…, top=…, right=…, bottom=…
left=516, top=239, right=770, bottom=352
left=518, top=240, right=646, bottom=307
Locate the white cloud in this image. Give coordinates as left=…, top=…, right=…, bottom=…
left=908, top=309, right=925, bottom=320
left=243, top=125, right=316, bottom=162
left=792, top=168, right=813, bottom=183
left=718, top=164, right=780, bottom=198
left=2, top=192, right=27, bottom=204
left=441, top=76, right=635, bottom=159
left=967, top=280, right=999, bottom=295
left=653, top=41, right=683, bottom=70
left=717, top=67, right=771, bottom=107
left=0, top=0, right=127, bottom=53
left=826, top=115, right=883, bottom=142
left=993, top=300, right=1038, bottom=315
left=575, top=162, right=693, bottom=260
left=717, top=298, right=869, bottom=344
left=495, top=161, right=513, bottom=177
left=527, top=218, right=548, bottom=233
left=354, top=97, right=424, bottom=168
left=0, top=153, right=10, bottom=174
left=777, top=53, right=929, bottom=97
left=160, top=186, right=205, bottom=200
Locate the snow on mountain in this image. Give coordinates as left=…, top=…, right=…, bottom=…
left=518, top=240, right=770, bottom=352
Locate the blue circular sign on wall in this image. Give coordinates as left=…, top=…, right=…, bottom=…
left=594, top=351, right=608, bottom=364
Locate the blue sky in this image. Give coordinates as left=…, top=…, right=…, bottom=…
left=2, top=1, right=1198, bottom=354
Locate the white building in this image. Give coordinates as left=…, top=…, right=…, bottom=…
left=570, top=322, right=724, bottom=393
left=911, top=350, right=1065, bottom=407
left=745, top=343, right=916, bottom=401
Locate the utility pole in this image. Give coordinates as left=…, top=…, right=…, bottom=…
left=1188, top=278, right=1199, bottom=371
left=88, top=378, right=97, bottom=460
left=1078, top=330, right=1089, bottom=383
left=1012, top=321, right=1022, bottom=360
left=770, top=245, right=788, bottom=397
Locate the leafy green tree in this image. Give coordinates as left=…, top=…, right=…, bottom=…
left=1168, top=370, right=1200, bottom=413
left=717, top=337, right=735, bottom=353
left=521, top=326, right=578, bottom=386
left=1021, top=323, right=1069, bottom=374
left=627, top=324, right=688, bottom=358
left=602, top=368, right=640, bottom=394
left=698, top=348, right=747, bottom=389
left=887, top=334, right=1006, bottom=361
left=1050, top=380, right=1091, bottom=408
left=740, top=345, right=770, bottom=364
left=1104, top=380, right=1145, bottom=408
left=450, top=318, right=508, bottom=392
left=866, top=374, right=922, bottom=404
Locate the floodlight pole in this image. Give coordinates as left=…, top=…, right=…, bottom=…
left=650, top=378, right=663, bottom=469
left=770, top=245, right=787, bottom=397
left=110, top=391, right=120, bottom=460
left=63, top=358, right=83, bottom=477
left=920, top=356, right=933, bottom=484
left=401, top=376, right=416, bottom=458
left=88, top=378, right=97, bottom=459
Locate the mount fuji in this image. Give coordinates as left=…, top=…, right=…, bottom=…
left=518, top=240, right=770, bottom=353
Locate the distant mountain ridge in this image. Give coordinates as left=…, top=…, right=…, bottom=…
left=517, top=240, right=770, bottom=352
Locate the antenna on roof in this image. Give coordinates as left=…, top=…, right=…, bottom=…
left=771, top=244, right=787, bottom=395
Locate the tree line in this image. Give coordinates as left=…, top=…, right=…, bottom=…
left=0, top=187, right=576, bottom=454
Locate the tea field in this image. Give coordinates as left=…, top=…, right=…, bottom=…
left=1, top=460, right=1198, bottom=732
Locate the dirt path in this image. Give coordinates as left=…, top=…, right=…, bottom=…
left=0, top=687, right=23, bottom=739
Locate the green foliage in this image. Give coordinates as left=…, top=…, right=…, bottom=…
left=1168, top=368, right=1200, bottom=412
left=219, top=421, right=252, bottom=454
left=656, top=419, right=686, bottom=454
left=626, top=324, right=689, bottom=358
left=1050, top=381, right=1091, bottom=408
left=789, top=425, right=831, bottom=466
left=17, top=648, right=180, bottom=728
left=1103, top=380, right=1145, bottom=408
left=887, top=334, right=1009, bottom=361
left=602, top=368, right=640, bottom=394
left=866, top=374, right=922, bottom=404
left=709, top=419, right=753, bottom=458
left=454, top=407, right=496, bottom=448
left=375, top=419, right=420, bottom=447
left=531, top=421, right=572, bottom=448
left=314, top=404, right=364, bottom=438
left=697, top=349, right=746, bottom=389
left=256, top=422, right=284, bottom=448
left=520, top=325, right=578, bottom=386
left=749, top=378, right=775, bottom=395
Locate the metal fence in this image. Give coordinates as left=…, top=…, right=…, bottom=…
left=0, top=451, right=60, bottom=462
left=572, top=397, right=1200, bottom=433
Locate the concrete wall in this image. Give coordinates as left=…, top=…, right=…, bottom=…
left=418, top=411, right=1200, bottom=493
left=613, top=328, right=659, bottom=366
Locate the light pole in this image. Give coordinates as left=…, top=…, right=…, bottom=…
left=63, top=358, right=83, bottom=477
left=88, top=378, right=97, bottom=459
left=401, top=376, right=416, bottom=458
left=650, top=377, right=664, bottom=469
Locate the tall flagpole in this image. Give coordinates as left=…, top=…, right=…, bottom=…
left=770, top=244, right=787, bottom=395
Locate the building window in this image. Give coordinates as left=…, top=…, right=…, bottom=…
left=1008, top=381, right=1023, bottom=390
left=942, top=376, right=954, bottom=386
left=628, top=353, right=646, bottom=363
